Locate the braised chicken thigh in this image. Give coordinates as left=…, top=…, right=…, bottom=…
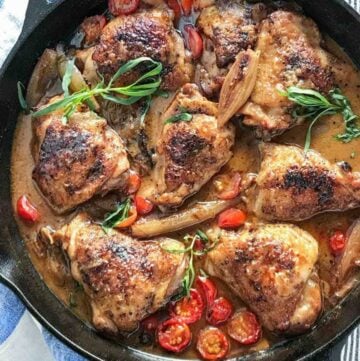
left=252, top=143, right=360, bottom=221
left=205, top=224, right=321, bottom=333
left=150, top=84, right=235, bottom=207
left=50, top=213, right=187, bottom=333
left=32, top=101, right=129, bottom=213
left=197, top=1, right=266, bottom=98
left=11, top=0, right=360, bottom=358
left=92, top=7, right=193, bottom=90
left=242, top=10, right=337, bottom=138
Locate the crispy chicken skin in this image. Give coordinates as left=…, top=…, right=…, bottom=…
left=205, top=224, right=321, bottom=333
left=51, top=213, right=187, bottom=334
left=252, top=143, right=360, bottom=221
left=242, top=10, right=337, bottom=138
left=196, top=1, right=266, bottom=97
left=32, top=101, right=129, bottom=214
left=92, top=7, right=193, bottom=90
left=150, top=84, right=235, bottom=207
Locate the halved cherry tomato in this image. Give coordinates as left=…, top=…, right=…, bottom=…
left=114, top=206, right=137, bottom=228
left=216, top=173, right=242, bottom=200
left=141, top=315, right=159, bottom=333
left=108, top=0, right=140, bottom=16
left=167, top=0, right=181, bottom=20
left=180, top=0, right=193, bottom=16
left=218, top=208, right=246, bottom=229
left=329, top=230, right=346, bottom=255
left=184, top=25, right=203, bottom=59
left=135, top=196, right=154, bottom=215
left=169, top=289, right=204, bottom=324
left=157, top=318, right=191, bottom=353
left=196, top=327, right=229, bottom=361
left=227, top=310, right=261, bottom=345
left=127, top=171, right=141, bottom=194
left=206, top=297, right=233, bottom=326
left=17, top=195, right=40, bottom=223
left=196, top=276, right=217, bottom=307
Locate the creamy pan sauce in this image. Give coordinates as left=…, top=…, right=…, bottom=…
left=10, top=2, right=360, bottom=359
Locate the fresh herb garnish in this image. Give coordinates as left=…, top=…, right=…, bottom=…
left=140, top=96, right=151, bottom=126
left=17, top=81, right=28, bottom=112
left=280, top=87, right=359, bottom=151
left=161, top=230, right=218, bottom=298
left=31, top=57, right=163, bottom=121
left=165, top=107, right=193, bottom=124
left=101, top=198, right=131, bottom=233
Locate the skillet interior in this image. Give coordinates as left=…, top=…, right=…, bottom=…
left=0, top=0, right=359, bottom=360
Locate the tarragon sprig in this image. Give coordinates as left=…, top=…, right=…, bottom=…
left=280, top=87, right=359, bottom=151
left=19, top=57, right=163, bottom=121
left=101, top=198, right=131, bottom=233
left=161, top=230, right=219, bottom=298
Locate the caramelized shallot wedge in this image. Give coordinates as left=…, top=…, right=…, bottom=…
left=218, top=49, right=260, bottom=126
left=26, top=49, right=58, bottom=107
left=132, top=198, right=240, bottom=238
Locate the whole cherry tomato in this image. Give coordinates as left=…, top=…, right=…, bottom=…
left=196, top=327, right=229, bottom=360
left=218, top=208, right=247, bottom=229
left=227, top=310, right=262, bottom=345
left=184, top=25, right=203, bottom=59
left=127, top=170, right=141, bottom=194
left=135, top=196, right=154, bottom=215
left=329, top=230, right=346, bottom=255
left=141, top=315, right=159, bottom=333
left=180, top=0, right=193, bottom=16
left=196, top=276, right=217, bottom=307
left=108, top=0, right=140, bottom=16
left=206, top=297, right=233, bottom=326
left=169, top=289, right=205, bottom=324
left=17, top=195, right=40, bottom=223
left=216, top=173, right=242, bottom=200
left=157, top=318, right=192, bottom=353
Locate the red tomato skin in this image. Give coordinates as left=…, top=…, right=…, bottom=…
left=108, top=0, right=140, bottom=16
left=217, top=208, right=246, bottom=229
left=329, top=230, right=346, bottom=255
left=169, top=289, right=205, bottom=324
left=184, top=25, right=203, bottom=59
left=206, top=297, right=233, bottom=326
left=196, top=327, right=229, bottom=361
left=157, top=318, right=192, bottom=353
left=127, top=171, right=141, bottom=194
left=196, top=276, right=217, bottom=307
left=141, top=315, right=159, bottom=332
left=17, top=195, right=40, bottom=223
left=227, top=310, right=261, bottom=345
left=167, top=0, right=181, bottom=19
left=217, top=173, right=242, bottom=200
left=181, top=0, right=193, bottom=16
left=135, top=196, right=154, bottom=215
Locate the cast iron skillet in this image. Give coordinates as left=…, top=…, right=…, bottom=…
left=0, top=0, right=359, bottom=360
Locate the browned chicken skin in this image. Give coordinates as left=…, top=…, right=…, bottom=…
left=196, top=1, right=266, bottom=98
left=51, top=213, right=187, bottom=334
left=150, top=84, right=235, bottom=207
left=92, top=7, right=193, bottom=90
left=242, top=10, right=338, bottom=138
left=252, top=143, right=360, bottom=221
left=32, top=101, right=129, bottom=214
left=205, top=224, right=321, bottom=333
